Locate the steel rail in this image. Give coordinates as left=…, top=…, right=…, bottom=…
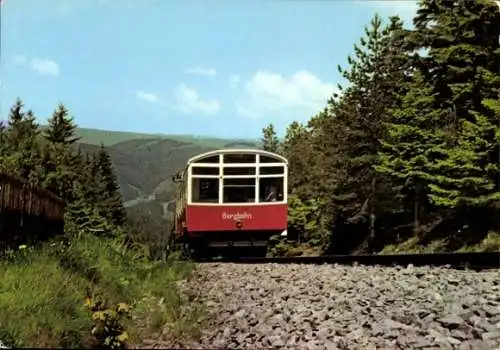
left=197, top=251, right=500, bottom=271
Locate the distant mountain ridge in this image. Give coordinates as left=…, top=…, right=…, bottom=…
left=70, top=127, right=261, bottom=207
left=61, top=126, right=260, bottom=148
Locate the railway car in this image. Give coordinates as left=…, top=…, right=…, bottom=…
left=171, top=149, right=288, bottom=257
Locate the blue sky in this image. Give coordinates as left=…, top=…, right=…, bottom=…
left=1, top=0, right=418, bottom=139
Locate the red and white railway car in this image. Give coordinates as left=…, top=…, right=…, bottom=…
left=172, top=149, right=288, bottom=256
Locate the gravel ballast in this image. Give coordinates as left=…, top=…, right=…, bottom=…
left=173, top=263, right=500, bottom=349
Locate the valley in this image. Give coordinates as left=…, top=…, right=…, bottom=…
left=70, top=127, right=260, bottom=211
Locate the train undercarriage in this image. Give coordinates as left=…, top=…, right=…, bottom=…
left=172, top=229, right=287, bottom=261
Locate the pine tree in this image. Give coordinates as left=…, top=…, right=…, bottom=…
left=42, top=143, right=78, bottom=202
left=282, top=121, right=313, bottom=194
left=42, top=103, right=85, bottom=202
left=261, top=123, right=280, bottom=153
left=65, top=170, right=111, bottom=237
left=428, top=108, right=500, bottom=208
left=323, top=14, right=410, bottom=233
left=405, top=0, right=500, bottom=211
left=44, top=103, right=81, bottom=145
left=0, top=120, right=6, bottom=166
left=307, top=109, right=338, bottom=197
left=94, top=143, right=126, bottom=227
left=7, top=98, right=24, bottom=127
left=375, top=71, right=448, bottom=229
left=281, top=120, right=329, bottom=245
left=6, top=99, right=39, bottom=143
left=4, top=100, right=43, bottom=183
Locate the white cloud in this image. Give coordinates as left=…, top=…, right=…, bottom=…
left=235, top=70, right=335, bottom=119
left=360, top=0, right=419, bottom=21
left=174, top=83, right=220, bottom=115
left=30, top=58, right=60, bottom=76
left=229, top=74, right=240, bottom=89
left=136, top=90, right=158, bottom=103
left=185, top=66, right=218, bottom=77
left=364, top=0, right=418, bottom=11
left=12, top=55, right=60, bottom=76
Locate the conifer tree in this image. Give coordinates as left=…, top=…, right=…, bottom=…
left=261, top=123, right=280, bottom=154
left=281, top=120, right=330, bottom=245
left=4, top=100, right=43, bottom=183
left=94, top=143, right=126, bottom=227
left=376, top=71, right=448, bottom=229
left=404, top=0, right=500, bottom=211
left=44, top=103, right=81, bottom=145
left=428, top=108, right=500, bottom=208
left=0, top=120, right=6, bottom=166
left=6, top=99, right=39, bottom=142
left=282, top=121, right=313, bottom=194
left=7, top=98, right=24, bottom=127
left=323, top=14, right=410, bottom=230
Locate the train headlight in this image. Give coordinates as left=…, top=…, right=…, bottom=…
left=236, top=220, right=242, bottom=229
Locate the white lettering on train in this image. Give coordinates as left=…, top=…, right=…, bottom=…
left=222, top=212, right=253, bottom=220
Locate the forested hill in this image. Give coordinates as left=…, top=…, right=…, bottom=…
left=2, top=0, right=499, bottom=258
left=41, top=127, right=261, bottom=204
left=260, top=3, right=500, bottom=255
left=0, top=100, right=202, bottom=349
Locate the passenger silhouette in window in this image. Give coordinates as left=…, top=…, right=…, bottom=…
left=265, top=185, right=277, bottom=202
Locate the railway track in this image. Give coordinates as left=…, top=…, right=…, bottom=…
left=197, top=251, right=500, bottom=270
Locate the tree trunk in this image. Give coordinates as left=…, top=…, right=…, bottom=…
left=369, top=177, right=376, bottom=243
left=414, top=187, right=420, bottom=232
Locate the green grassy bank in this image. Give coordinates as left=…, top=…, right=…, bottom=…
left=0, top=234, right=204, bottom=348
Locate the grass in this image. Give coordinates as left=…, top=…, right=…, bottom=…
left=380, top=231, right=500, bottom=254
left=0, top=235, right=205, bottom=348
left=457, top=231, right=500, bottom=252
left=267, top=237, right=324, bottom=257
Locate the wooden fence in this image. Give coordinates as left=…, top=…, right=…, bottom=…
left=0, top=172, right=65, bottom=251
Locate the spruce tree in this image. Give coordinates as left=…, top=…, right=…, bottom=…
left=0, top=120, right=6, bottom=166
left=44, top=103, right=81, bottom=145
left=6, top=99, right=39, bottom=143
left=428, top=108, right=500, bottom=208
left=281, top=120, right=329, bottom=245
left=323, top=14, right=410, bottom=230
left=7, top=98, right=24, bottom=127
left=94, top=143, right=126, bottom=227
left=4, top=100, right=43, bottom=182
left=42, top=143, right=78, bottom=202
left=261, top=123, right=280, bottom=153
left=405, top=0, right=500, bottom=211
left=282, top=121, right=313, bottom=194
left=375, top=71, right=448, bottom=229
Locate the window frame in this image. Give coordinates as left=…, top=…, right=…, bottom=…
left=186, top=152, right=288, bottom=205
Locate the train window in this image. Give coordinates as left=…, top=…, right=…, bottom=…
left=260, top=155, right=280, bottom=163
left=194, top=155, right=219, bottom=164
left=259, top=177, right=284, bottom=202
left=223, top=166, right=256, bottom=176
left=223, top=178, right=255, bottom=203
left=192, top=166, right=219, bottom=175
left=191, top=178, right=219, bottom=203
left=259, top=166, right=284, bottom=175
left=224, top=153, right=255, bottom=163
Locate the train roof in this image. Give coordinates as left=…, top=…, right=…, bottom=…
left=186, top=148, right=288, bottom=165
